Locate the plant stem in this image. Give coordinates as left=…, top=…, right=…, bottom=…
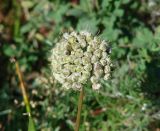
left=15, top=60, right=36, bottom=131
left=75, top=88, right=84, bottom=131
left=15, top=61, right=31, bottom=115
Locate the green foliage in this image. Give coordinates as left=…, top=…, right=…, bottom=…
left=28, top=117, right=36, bottom=131
left=0, top=0, right=160, bottom=130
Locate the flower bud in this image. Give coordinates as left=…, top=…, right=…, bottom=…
left=94, top=62, right=102, bottom=71
left=81, top=42, right=86, bottom=48
left=91, top=55, right=99, bottom=63
left=90, top=76, right=99, bottom=83
left=79, top=76, right=87, bottom=84
left=87, top=45, right=94, bottom=52
left=84, top=64, right=92, bottom=71
left=99, top=43, right=106, bottom=51
left=68, top=36, right=76, bottom=43
left=86, top=36, right=93, bottom=43
left=100, top=59, right=107, bottom=66
left=77, top=36, right=87, bottom=48
left=63, top=33, right=69, bottom=39
left=94, top=37, right=101, bottom=44
left=76, top=65, right=83, bottom=72
left=82, top=71, right=90, bottom=79
left=102, top=51, right=107, bottom=58
left=104, top=74, right=110, bottom=80
left=54, top=73, right=65, bottom=84
left=72, top=83, right=82, bottom=90
left=82, top=56, right=90, bottom=65
left=72, top=43, right=81, bottom=50
left=75, top=49, right=83, bottom=57
left=94, top=69, right=103, bottom=78
left=104, top=65, right=110, bottom=74
left=74, top=58, right=82, bottom=65
left=84, top=52, right=92, bottom=58
left=63, top=82, right=71, bottom=90
left=62, top=69, right=70, bottom=76
left=70, top=73, right=81, bottom=82
left=63, top=56, right=71, bottom=64
left=94, top=49, right=101, bottom=58
left=71, top=31, right=77, bottom=37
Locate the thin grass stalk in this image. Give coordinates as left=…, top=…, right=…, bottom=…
left=15, top=61, right=31, bottom=115
left=75, top=88, right=84, bottom=131
left=15, top=60, right=36, bottom=131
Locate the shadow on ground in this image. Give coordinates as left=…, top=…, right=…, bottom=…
left=141, top=56, right=160, bottom=129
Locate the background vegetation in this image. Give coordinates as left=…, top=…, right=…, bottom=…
left=0, top=0, right=160, bottom=130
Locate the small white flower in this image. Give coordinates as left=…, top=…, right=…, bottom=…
left=94, top=69, right=103, bottom=78
left=84, top=52, right=92, bottom=58
left=80, top=31, right=91, bottom=36
left=63, top=33, right=69, bottom=39
left=70, top=31, right=77, bottom=36
left=82, top=56, right=90, bottom=65
left=72, top=43, right=81, bottom=50
left=91, top=55, right=99, bottom=63
left=92, top=83, right=101, bottom=90
left=104, top=74, right=110, bottom=80
left=141, top=103, right=147, bottom=111
left=75, top=49, right=83, bottom=57
left=100, top=59, right=107, bottom=66
left=81, top=42, right=86, bottom=48
left=72, top=83, right=82, bottom=90
left=99, top=43, right=106, bottom=51
left=62, top=69, right=70, bottom=76
left=68, top=36, right=76, bottom=44
left=79, top=76, right=87, bottom=84
left=84, top=64, right=92, bottom=71
left=94, top=62, right=102, bottom=71
left=104, top=65, right=110, bottom=74
left=76, top=65, right=83, bottom=72
left=102, top=51, right=107, bottom=59
left=71, top=51, right=75, bottom=55
left=77, top=36, right=87, bottom=48
left=63, top=82, right=71, bottom=90
left=94, top=49, right=101, bottom=58
left=90, top=76, right=99, bottom=83
left=74, top=58, right=82, bottom=65
left=87, top=45, right=94, bottom=52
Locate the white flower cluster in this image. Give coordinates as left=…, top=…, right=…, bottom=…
left=50, top=31, right=111, bottom=90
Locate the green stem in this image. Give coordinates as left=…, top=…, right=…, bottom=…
left=13, top=0, right=21, bottom=38
left=75, top=88, right=84, bottom=131
left=15, top=60, right=36, bottom=131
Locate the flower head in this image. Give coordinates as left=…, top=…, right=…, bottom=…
left=50, top=30, right=111, bottom=90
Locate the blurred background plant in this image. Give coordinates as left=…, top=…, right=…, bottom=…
left=0, top=0, right=160, bottom=130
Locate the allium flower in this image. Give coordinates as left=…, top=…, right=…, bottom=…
left=50, top=30, right=111, bottom=90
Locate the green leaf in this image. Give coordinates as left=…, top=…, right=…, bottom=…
left=28, top=117, right=36, bottom=131
left=114, top=9, right=124, bottom=17
left=67, top=8, right=84, bottom=17
left=133, top=27, right=154, bottom=48
left=101, top=0, right=112, bottom=9
left=80, top=0, right=92, bottom=12
left=3, top=44, right=18, bottom=57
left=77, top=17, right=99, bottom=34
left=50, top=4, right=69, bottom=23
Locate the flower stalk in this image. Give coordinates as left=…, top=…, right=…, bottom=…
left=75, top=88, right=84, bottom=131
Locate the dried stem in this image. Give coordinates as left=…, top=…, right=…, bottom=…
left=15, top=60, right=31, bottom=116
left=15, top=59, right=36, bottom=130
left=75, top=88, right=84, bottom=131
